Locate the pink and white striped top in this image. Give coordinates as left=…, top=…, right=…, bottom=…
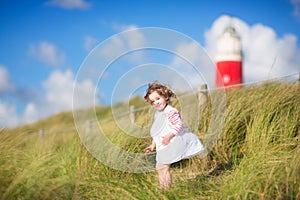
left=166, top=108, right=183, bottom=135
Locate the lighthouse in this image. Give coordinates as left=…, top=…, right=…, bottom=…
left=215, top=23, right=243, bottom=87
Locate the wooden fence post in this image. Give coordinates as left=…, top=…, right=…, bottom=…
left=199, top=84, right=208, bottom=107
left=130, top=105, right=135, bottom=124
left=85, top=120, right=92, bottom=133
left=39, top=129, right=44, bottom=138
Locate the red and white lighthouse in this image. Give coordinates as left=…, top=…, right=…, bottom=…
left=215, top=24, right=243, bottom=87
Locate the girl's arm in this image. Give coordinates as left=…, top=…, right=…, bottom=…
left=144, top=140, right=156, bottom=153
left=167, top=109, right=183, bottom=134
left=162, top=108, right=183, bottom=145
left=162, top=109, right=183, bottom=145
left=161, top=133, right=175, bottom=145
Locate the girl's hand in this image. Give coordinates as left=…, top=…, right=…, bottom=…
left=161, top=133, right=175, bottom=146
left=144, top=142, right=156, bottom=153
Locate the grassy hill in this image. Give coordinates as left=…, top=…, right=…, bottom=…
left=0, top=81, right=299, bottom=200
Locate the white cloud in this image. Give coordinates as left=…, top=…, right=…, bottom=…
left=291, top=0, right=300, bottom=18
left=22, top=103, right=39, bottom=124
left=45, top=0, right=90, bottom=10
left=29, top=41, right=65, bottom=67
left=112, top=23, right=137, bottom=32
left=43, top=70, right=75, bottom=112
left=0, top=66, right=18, bottom=127
left=73, top=78, right=98, bottom=109
left=115, top=24, right=147, bottom=49
left=97, top=36, right=125, bottom=61
left=0, top=101, right=20, bottom=128
left=122, top=26, right=148, bottom=63
left=42, top=69, right=99, bottom=114
left=0, top=65, right=15, bottom=93
left=170, top=42, right=215, bottom=89
left=205, top=15, right=300, bottom=83
left=0, top=69, right=98, bottom=127
left=100, top=24, right=148, bottom=63
left=23, top=69, right=98, bottom=126
left=84, top=35, right=99, bottom=51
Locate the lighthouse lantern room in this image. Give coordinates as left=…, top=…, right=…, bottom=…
left=215, top=23, right=243, bottom=87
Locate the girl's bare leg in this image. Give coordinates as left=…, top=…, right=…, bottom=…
left=157, top=164, right=172, bottom=189
left=165, top=165, right=171, bottom=188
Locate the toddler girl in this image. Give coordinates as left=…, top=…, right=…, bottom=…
left=144, top=81, right=205, bottom=189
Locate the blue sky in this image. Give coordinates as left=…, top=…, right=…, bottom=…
left=0, top=0, right=300, bottom=127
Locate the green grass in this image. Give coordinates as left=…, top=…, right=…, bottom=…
left=0, top=81, right=299, bottom=199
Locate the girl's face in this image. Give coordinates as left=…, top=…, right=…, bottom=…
left=148, top=91, right=167, bottom=111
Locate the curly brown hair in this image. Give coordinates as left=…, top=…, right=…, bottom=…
left=144, top=81, right=176, bottom=104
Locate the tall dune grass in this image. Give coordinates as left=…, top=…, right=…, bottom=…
left=0, top=81, right=299, bottom=199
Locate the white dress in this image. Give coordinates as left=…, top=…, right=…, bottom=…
left=150, top=105, right=205, bottom=164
